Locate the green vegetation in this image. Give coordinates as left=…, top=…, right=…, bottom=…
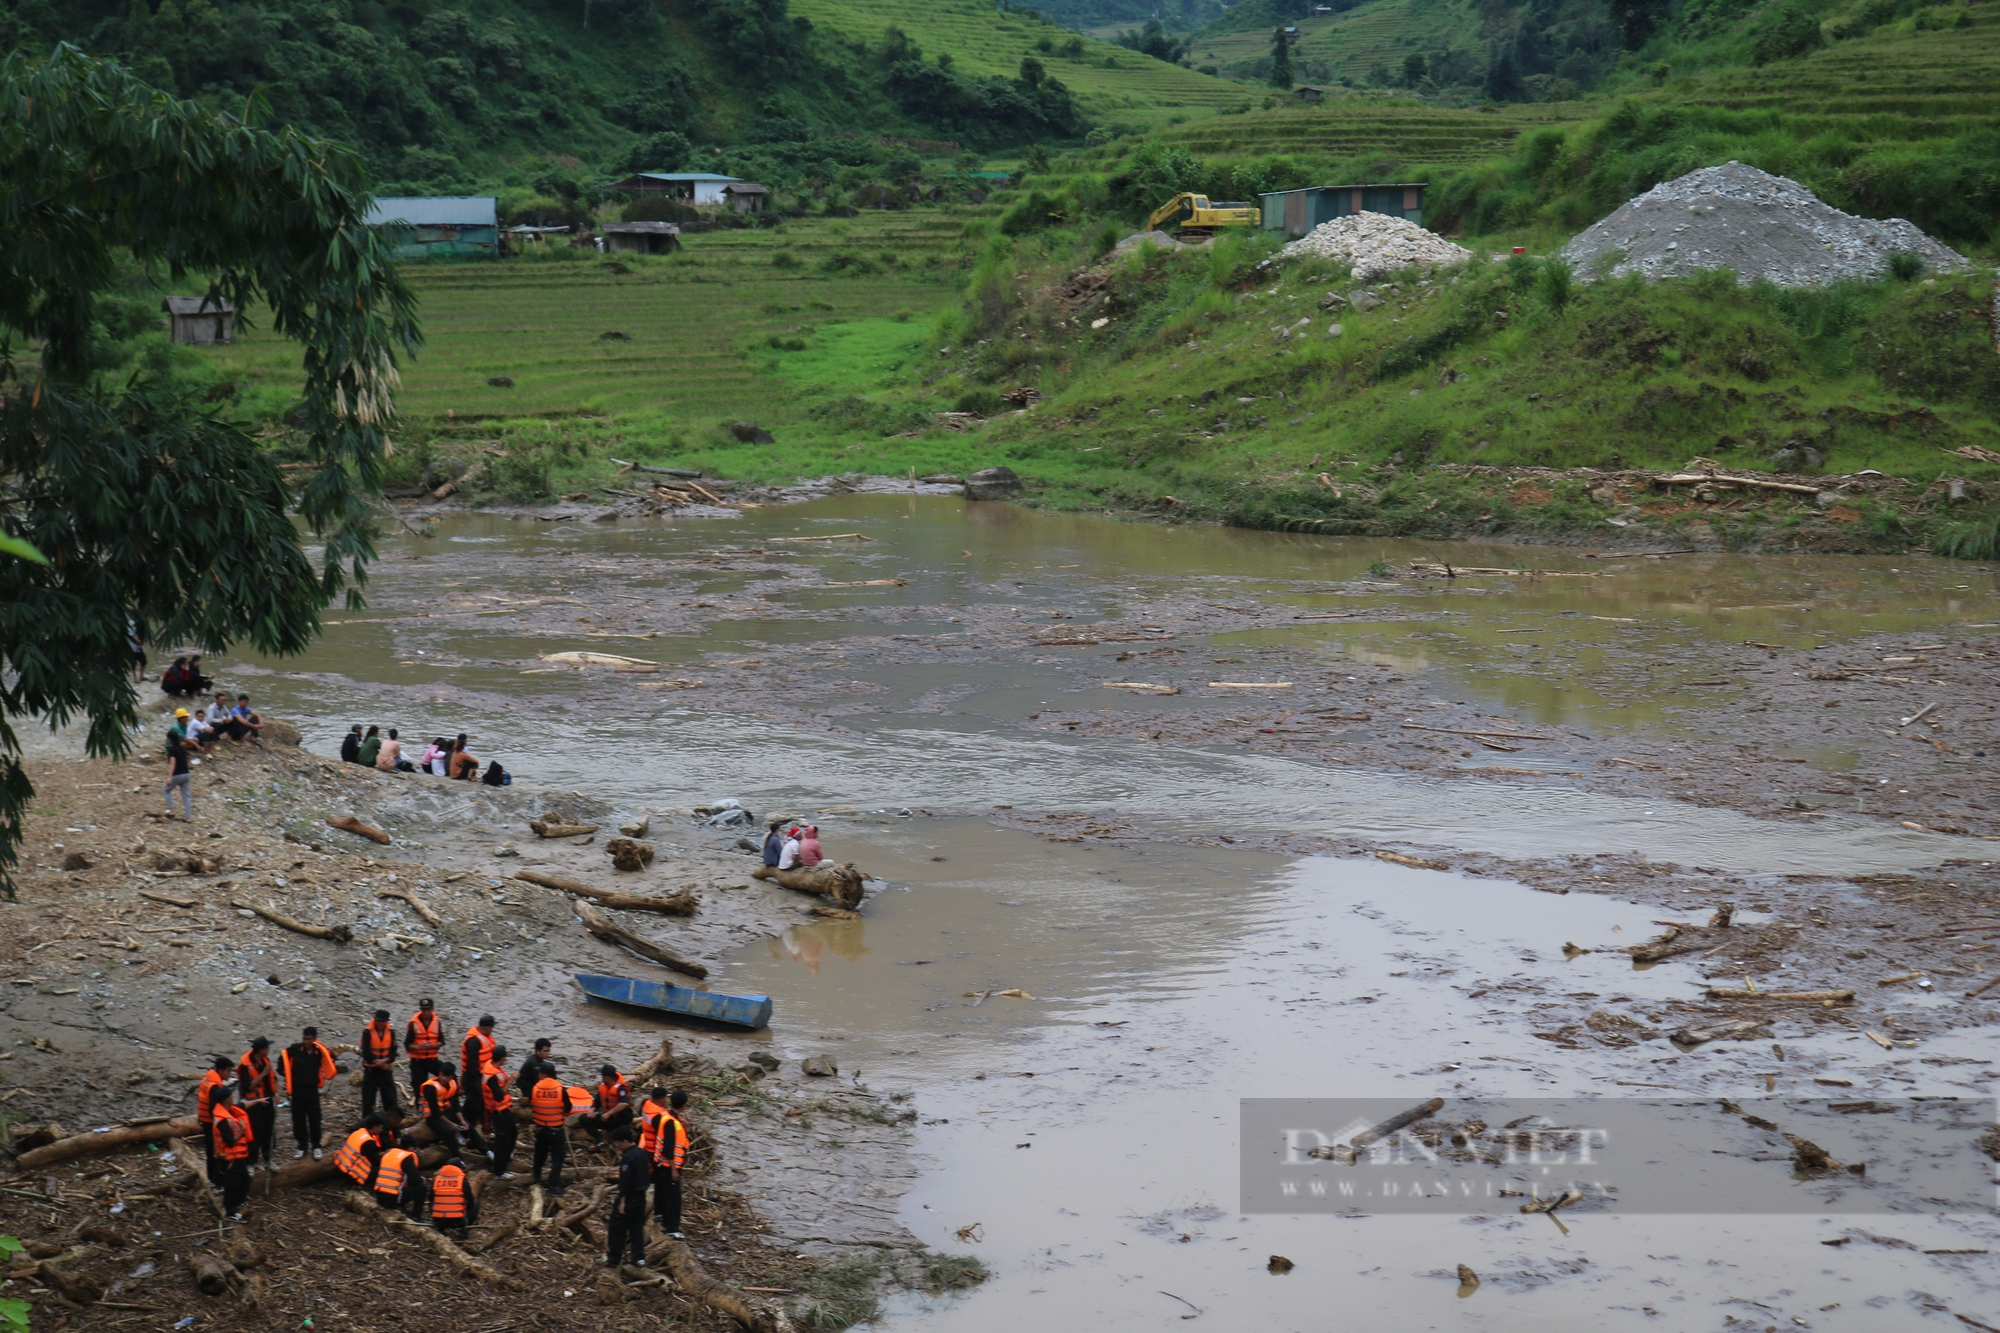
left=0, top=48, right=413, bottom=895
left=0, top=1237, right=25, bottom=1333
left=790, top=1247, right=991, bottom=1332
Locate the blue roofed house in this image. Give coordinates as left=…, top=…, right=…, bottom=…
left=613, top=172, right=744, bottom=205
left=363, top=196, right=500, bottom=259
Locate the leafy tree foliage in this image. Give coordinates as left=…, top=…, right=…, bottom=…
left=1115, top=20, right=1192, bottom=65
left=1269, top=26, right=1294, bottom=88
left=0, top=47, right=419, bottom=896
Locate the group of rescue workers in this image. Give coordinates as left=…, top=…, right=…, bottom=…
left=192, top=998, right=691, bottom=1266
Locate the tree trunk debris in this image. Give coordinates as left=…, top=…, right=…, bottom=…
left=750, top=862, right=867, bottom=910
left=374, top=886, right=442, bottom=927
left=573, top=897, right=708, bottom=979
left=531, top=814, right=600, bottom=838
left=513, top=869, right=697, bottom=915
left=326, top=814, right=391, bottom=844
left=229, top=900, right=353, bottom=943
left=647, top=1233, right=792, bottom=1333
left=14, top=1116, right=201, bottom=1170
left=340, top=1190, right=522, bottom=1288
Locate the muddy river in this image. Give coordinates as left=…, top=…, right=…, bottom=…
left=209, top=497, right=1996, bottom=1330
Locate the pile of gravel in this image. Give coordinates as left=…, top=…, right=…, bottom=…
left=1561, top=161, right=1968, bottom=287
left=1278, top=212, right=1473, bottom=281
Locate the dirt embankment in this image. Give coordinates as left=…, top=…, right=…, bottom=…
left=0, top=734, right=937, bottom=1329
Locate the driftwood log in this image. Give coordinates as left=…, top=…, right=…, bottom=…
left=170, top=1137, right=226, bottom=1218
left=646, top=1233, right=792, bottom=1333
left=626, top=1038, right=677, bottom=1087
left=230, top=900, right=353, bottom=944
left=606, top=837, right=655, bottom=872
left=531, top=814, right=600, bottom=838
left=1669, top=1018, right=1768, bottom=1048
left=340, top=1191, right=521, bottom=1288
left=14, top=1116, right=200, bottom=1170
left=326, top=814, right=391, bottom=844
left=187, top=1252, right=241, bottom=1297
left=574, top=898, right=708, bottom=980
left=515, top=870, right=696, bottom=916
left=1705, top=987, right=1853, bottom=1003
left=376, top=887, right=442, bottom=927
left=751, top=861, right=867, bottom=910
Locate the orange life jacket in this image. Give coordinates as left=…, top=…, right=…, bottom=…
left=482, top=1070, right=513, bottom=1114
left=637, top=1099, right=666, bottom=1155
left=237, top=1052, right=276, bottom=1102
left=374, top=1147, right=417, bottom=1196
left=362, top=1021, right=396, bottom=1064
left=196, top=1069, right=226, bottom=1125
left=530, top=1076, right=569, bottom=1128
left=654, top=1111, right=689, bottom=1171
left=593, top=1075, right=629, bottom=1114
left=431, top=1164, right=467, bottom=1220
left=461, top=1026, right=494, bottom=1076
left=406, top=1010, right=442, bottom=1060
left=212, top=1104, right=251, bottom=1163
left=279, top=1041, right=336, bottom=1095
left=565, top=1085, right=594, bottom=1113
left=332, top=1127, right=377, bottom=1185
left=421, top=1075, right=459, bottom=1118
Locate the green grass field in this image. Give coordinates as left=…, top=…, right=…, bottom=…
left=211, top=213, right=978, bottom=427
left=790, top=0, right=1252, bottom=128
left=1152, top=97, right=1585, bottom=169
left=1191, top=0, right=1478, bottom=84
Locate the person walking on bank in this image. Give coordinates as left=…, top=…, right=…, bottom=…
left=163, top=729, right=194, bottom=820
left=605, top=1124, right=651, bottom=1268
left=209, top=1083, right=254, bottom=1222
left=236, top=1037, right=279, bottom=1173
left=479, top=1046, right=519, bottom=1179
left=529, top=1065, right=571, bottom=1191
left=651, top=1087, right=690, bottom=1239
left=280, top=1027, right=337, bottom=1158
left=430, top=1156, right=474, bottom=1238
left=420, top=1062, right=471, bottom=1158
left=196, top=1055, right=234, bottom=1189
left=359, top=1009, right=400, bottom=1119
left=405, top=998, right=443, bottom=1099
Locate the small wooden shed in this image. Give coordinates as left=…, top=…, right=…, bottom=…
left=162, top=295, right=235, bottom=345
left=1293, top=85, right=1329, bottom=103
left=722, top=182, right=771, bottom=214
left=602, top=221, right=682, bottom=255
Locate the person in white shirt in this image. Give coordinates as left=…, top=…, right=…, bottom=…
left=778, top=828, right=802, bottom=870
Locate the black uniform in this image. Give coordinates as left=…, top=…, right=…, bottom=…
left=282, top=1041, right=332, bottom=1151
left=606, top=1145, right=653, bottom=1266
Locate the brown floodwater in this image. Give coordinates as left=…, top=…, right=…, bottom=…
left=210, top=498, right=1997, bottom=1329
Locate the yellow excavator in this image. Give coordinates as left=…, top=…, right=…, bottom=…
left=1147, top=192, right=1259, bottom=240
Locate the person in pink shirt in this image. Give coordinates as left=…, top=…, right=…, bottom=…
left=797, top=825, right=823, bottom=867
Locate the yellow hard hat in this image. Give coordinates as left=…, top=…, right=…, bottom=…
left=175, top=708, right=190, bottom=718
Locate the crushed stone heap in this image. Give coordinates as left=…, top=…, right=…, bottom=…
left=1561, top=161, right=1968, bottom=287
left=1277, top=212, right=1473, bottom=281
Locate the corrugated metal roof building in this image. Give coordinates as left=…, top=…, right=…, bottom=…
left=1259, top=183, right=1428, bottom=238
left=601, top=221, right=682, bottom=255
left=162, top=295, right=235, bottom=345
left=364, top=196, right=499, bottom=259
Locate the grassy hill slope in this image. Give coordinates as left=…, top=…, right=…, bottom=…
left=789, top=0, right=1251, bottom=128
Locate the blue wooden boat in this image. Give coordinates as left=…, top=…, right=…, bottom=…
left=574, top=973, right=772, bottom=1030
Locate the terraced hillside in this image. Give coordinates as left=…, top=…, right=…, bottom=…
left=1155, top=98, right=1586, bottom=169
left=790, top=0, right=1250, bottom=127
left=1192, top=0, right=1479, bottom=84
left=209, top=213, right=979, bottom=424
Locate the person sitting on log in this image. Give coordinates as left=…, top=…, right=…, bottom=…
left=777, top=826, right=803, bottom=870
left=419, top=1062, right=473, bottom=1158
left=332, top=1114, right=389, bottom=1190
left=576, top=1064, right=633, bottom=1145
left=372, top=1137, right=429, bottom=1219
left=797, top=824, right=823, bottom=868
left=762, top=819, right=786, bottom=867
left=430, top=1156, right=475, bottom=1237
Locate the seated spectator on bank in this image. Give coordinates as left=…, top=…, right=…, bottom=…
left=797, top=824, right=823, bottom=867
left=480, top=759, right=511, bottom=787
left=357, top=725, right=381, bottom=768
left=778, top=826, right=802, bottom=870
left=341, top=725, right=363, bottom=764
left=207, top=693, right=251, bottom=743
left=419, top=738, right=445, bottom=774
left=449, top=743, right=479, bottom=780
left=186, top=655, right=215, bottom=694
left=160, top=657, right=192, bottom=696
left=231, top=695, right=263, bottom=745
left=185, top=708, right=217, bottom=751
left=168, top=708, right=192, bottom=749
left=377, top=728, right=415, bottom=773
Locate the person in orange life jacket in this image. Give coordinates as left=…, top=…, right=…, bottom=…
left=420, top=1061, right=473, bottom=1158
left=236, top=1036, right=279, bottom=1172
left=359, top=1008, right=400, bottom=1119
left=279, top=1026, right=338, bottom=1158
left=577, top=1064, right=633, bottom=1145
left=430, top=1156, right=476, bottom=1237
left=528, top=1066, right=572, bottom=1191
left=479, top=1046, right=520, bottom=1179
left=635, top=1087, right=669, bottom=1160
left=372, top=1134, right=429, bottom=1218
left=195, top=1055, right=235, bottom=1188
left=603, top=1123, right=652, bottom=1268
left=405, top=998, right=444, bottom=1099
left=209, top=1083, right=255, bottom=1221
left=651, top=1088, right=690, bottom=1238
left=332, top=1112, right=390, bottom=1191
left=460, top=1015, right=497, bottom=1103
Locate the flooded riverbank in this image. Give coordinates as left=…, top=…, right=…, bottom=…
left=7, top=495, right=1994, bottom=1329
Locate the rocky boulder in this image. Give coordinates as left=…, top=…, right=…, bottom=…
left=964, top=466, right=1023, bottom=501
